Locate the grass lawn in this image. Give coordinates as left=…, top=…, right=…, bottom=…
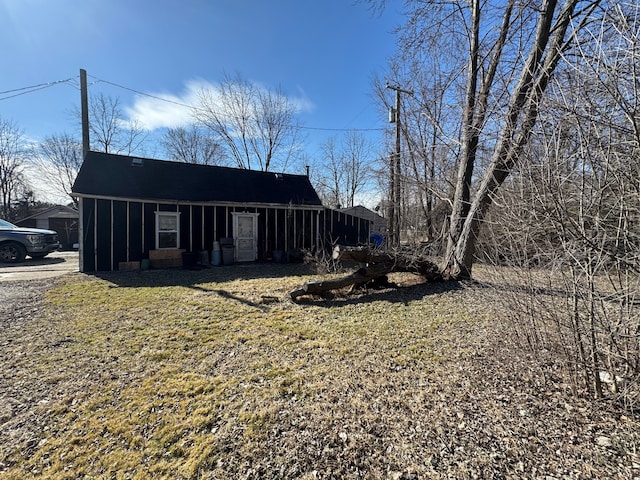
left=1, top=264, right=638, bottom=479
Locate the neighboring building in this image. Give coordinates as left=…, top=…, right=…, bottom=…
left=340, top=205, right=387, bottom=235
left=71, top=151, right=370, bottom=272
left=15, top=205, right=79, bottom=250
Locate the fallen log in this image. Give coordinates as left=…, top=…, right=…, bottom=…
left=289, top=263, right=393, bottom=301
left=289, top=245, right=442, bottom=301
left=332, top=245, right=442, bottom=281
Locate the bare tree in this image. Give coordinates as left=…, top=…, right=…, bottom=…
left=375, top=0, right=602, bottom=278
left=342, top=131, right=374, bottom=208
left=447, top=0, right=604, bottom=279
left=194, top=73, right=302, bottom=172
left=161, top=125, right=225, bottom=165
left=374, top=53, right=461, bottom=245
left=315, top=131, right=374, bottom=208
left=0, top=118, right=28, bottom=220
left=479, top=1, right=640, bottom=405
left=315, top=136, right=342, bottom=207
left=83, top=93, right=147, bottom=155
left=33, top=133, right=83, bottom=206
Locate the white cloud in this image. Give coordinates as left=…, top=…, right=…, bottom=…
left=125, top=79, right=315, bottom=132
left=291, top=86, right=315, bottom=114
left=124, top=79, right=209, bottom=131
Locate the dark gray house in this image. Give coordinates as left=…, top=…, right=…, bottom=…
left=71, top=151, right=370, bottom=272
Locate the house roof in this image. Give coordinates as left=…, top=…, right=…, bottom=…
left=339, top=205, right=386, bottom=233
left=340, top=205, right=386, bottom=223
left=72, top=151, right=323, bottom=206
left=15, top=205, right=78, bottom=223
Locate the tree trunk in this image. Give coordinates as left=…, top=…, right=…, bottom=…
left=444, top=0, right=481, bottom=275
left=332, top=245, right=441, bottom=280
left=289, top=245, right=442, bottom=301
left=289, top=263, right=394, bottom=301
left=442, top=0, right=582, bottom=280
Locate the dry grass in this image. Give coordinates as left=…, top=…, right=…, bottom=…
left=1, top=264, right=639, bottom=479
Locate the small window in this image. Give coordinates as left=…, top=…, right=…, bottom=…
left=155, top=212, right=180, bottom=249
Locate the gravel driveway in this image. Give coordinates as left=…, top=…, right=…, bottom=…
left=0, top=278, right=56, bottom=329
left=0, top=251, right=78, bottom=282
left=0, top=254, right=77, bottom=470
left=0, top=251, right=78, bottom=329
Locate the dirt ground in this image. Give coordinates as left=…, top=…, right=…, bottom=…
left=1, top=267, right=639, bottom=478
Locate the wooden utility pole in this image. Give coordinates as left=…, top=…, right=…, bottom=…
left=386, top=82, right=413, bottom=247
left=80, top=68, right=90, bottom=158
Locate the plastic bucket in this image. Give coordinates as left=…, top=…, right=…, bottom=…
left=211, top=249, right=221, bottom=266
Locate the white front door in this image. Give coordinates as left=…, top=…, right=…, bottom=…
left=232, top=213, right=259, bottom=262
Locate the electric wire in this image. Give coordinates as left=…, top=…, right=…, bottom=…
left=89, top=74, right=385, bottom=133
left=91, top=76, right=197, bottom=112
left=1, top=73, right=386, bottom=133
left=0, top=78, right=76, bottom=101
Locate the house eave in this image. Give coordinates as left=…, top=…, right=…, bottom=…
left=72, top=192, right=324, bottom=211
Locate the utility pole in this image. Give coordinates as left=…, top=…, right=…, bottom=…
left=80, top=68, right=90, bottom=158
left=386, top=82, right=413, bottom=247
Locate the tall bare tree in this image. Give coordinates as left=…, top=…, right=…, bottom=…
left=194, top=73, right=302, bottom=172
left=375, top=54, right=461, bottom=244
left=81, top=93, right=147, bottom=155
left=33, top=133, right=83, bottom=206
left=376, top=0, right=602, bottom=278
left=315, top=131, right=374, bottom=208
left=0, top=118, right=28, bottom=220
left=315, top=136, right=342, bottom=207
left=161, top=125, right=225, bottom=165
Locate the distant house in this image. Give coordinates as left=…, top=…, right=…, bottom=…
left=71, top=151, right=371, bottom=272
left=340, top=205, right=387, bottom=235
left=15, top=205, right=79, bottom=250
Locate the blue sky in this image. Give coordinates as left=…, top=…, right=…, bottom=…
left=1, top=0, right=404, bottom=170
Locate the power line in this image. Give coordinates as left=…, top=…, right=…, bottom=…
left=2, top=73, right=386, bottom=134
left=90, top=76, right=197, bottom=112
left=0, top=78, right=76, bottom=101
left=89, top=74, right=385, bottom=133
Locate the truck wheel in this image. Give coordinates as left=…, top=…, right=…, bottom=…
left=0, top=242, right=27, bottom=263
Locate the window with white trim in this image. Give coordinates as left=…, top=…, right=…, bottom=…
left=155, top=211, right=180, bottom=249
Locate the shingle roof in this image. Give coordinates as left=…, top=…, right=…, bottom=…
left=15, top=205, right=78, bottom=222
left=72, top=151, right=322, bottom=206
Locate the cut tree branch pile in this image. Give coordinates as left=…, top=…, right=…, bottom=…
left=289, top=245, right=442, bottom=301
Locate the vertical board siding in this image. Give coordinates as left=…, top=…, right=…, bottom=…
left=266, top=208, right=275, bottom=254
left=256, top=208, right=266, bottom=258
left=204, top=206, right=215, bottom=251
left=77, top=196, right=370, bottom=272
left=191, top=205, right=203, bottom=251
left=96, top=199, right=112, bottom=271
left=179, top=205, right=190, bottom=251
left=128, top=202, right=143, bottom=261
left=81, top=198, right=96, bottom=272
left=215, top=206, right=226, bottom=243
left=273, top=209, right=280, bottom=251
left=112, top=201, right=128, bottom=269
left=143, top=203, right=156, bottom=253
left=319, top=208, right=370, bottom=247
